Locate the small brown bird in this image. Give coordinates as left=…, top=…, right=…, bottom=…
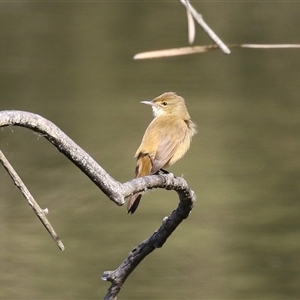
left=127, top=92, right=196, bottom=214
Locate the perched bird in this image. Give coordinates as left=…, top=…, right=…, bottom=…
left=127, top=92, right=196, bottom=214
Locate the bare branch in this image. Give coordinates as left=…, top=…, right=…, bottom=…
left=0, top=150, right=65, bottom=251
left=102, top=174, right=195, bottom=300
left=0, top=110, right=124, bottom=205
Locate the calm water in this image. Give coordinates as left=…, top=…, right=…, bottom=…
left=1, top=2, right=300, bottom=299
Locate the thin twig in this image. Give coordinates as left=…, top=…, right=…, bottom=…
left=239, top=43, right=300, bottom=49
left=134, top=43, right=300, bottom=60
left=0, top=150, right=65, bottom=251
left=179, top=0, right=230, bottom=54
left=134, top=44, right=218, bottom=60
left=185, top=0, right=195, bottom=44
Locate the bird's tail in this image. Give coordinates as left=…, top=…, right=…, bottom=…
left=127, top=193, right=142, bottom=214
left=127, top=154, right=152, bottom=214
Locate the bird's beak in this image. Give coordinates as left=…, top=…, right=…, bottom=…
left=140, top=100, right=154, bottom=106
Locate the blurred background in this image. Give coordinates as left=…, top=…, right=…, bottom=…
left=0, top=2, right=300, bottom=299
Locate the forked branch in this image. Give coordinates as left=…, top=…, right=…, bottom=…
left=180, top=0, right=230, bottom=54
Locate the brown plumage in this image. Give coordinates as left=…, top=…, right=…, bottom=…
left=127, top=92, right=196, bottom=214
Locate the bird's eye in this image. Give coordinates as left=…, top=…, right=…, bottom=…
left=162, top=101, right=168, bottom=106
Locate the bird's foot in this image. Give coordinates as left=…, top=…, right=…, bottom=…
left=156, top=169, right=169, bottom=175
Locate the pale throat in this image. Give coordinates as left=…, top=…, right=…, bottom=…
left=152, top=106, right=165, bottom=117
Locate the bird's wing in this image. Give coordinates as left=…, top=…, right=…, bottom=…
left=151, top=121, right=188, bottom=173
left=151, top=137, right=177, bottom=173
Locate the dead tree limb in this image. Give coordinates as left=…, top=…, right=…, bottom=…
left=102, top=177, right=195, bottom=300
left=0, top=110, right=196, bottom=299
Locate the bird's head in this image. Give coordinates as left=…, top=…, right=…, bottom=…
left=141, top=92, right=190, bottom=119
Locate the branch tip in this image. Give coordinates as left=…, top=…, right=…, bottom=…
left=0, top=149, right=65, bottom=251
